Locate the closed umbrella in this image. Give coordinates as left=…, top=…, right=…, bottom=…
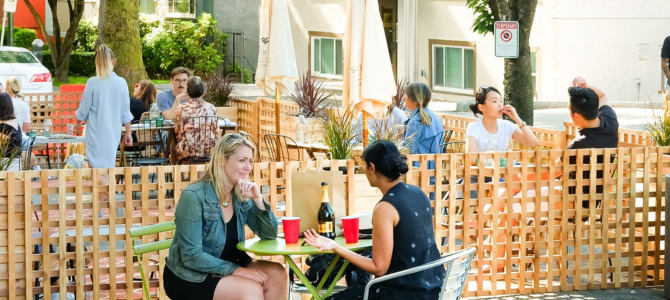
left=342, top=0, right=396, bottom=148
left=256, top=0, right=299, bottom=135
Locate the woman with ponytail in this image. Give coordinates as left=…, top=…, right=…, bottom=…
left=5, top=77, right=32, bottom=149
left=465, top=86, right=537, bottom=153
left=403, top=82, right=442, bottom=155
left=74, top=44, right=134, bottom=168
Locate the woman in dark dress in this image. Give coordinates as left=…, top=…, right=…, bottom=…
left=304, top=140, right=445, bottom=300
left=163, top=133, right=288, bottom=300
left=130, top=80, right=157, bottom=122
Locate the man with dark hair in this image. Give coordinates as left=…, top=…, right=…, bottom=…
left=559, top=77, right=618, bottom=211
left=565, top=77, right=617, bottom=149
left=158, top=67, right=193, bottom=119
left=662, top=36, right=670, bottom=99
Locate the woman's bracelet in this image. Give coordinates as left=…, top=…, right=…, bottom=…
left=518, top=121, right=527, bottom=129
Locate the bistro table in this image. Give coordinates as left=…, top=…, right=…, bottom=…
left=34, top=135, right=86, bottom=169
left=238, top=237, right=372, bottom=300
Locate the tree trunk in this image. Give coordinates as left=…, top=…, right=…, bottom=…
left=97, top=0, right=147, bottom=90
left=23, top=0, right=84, bottom=82
left=490, top=0, right=537, bottom=125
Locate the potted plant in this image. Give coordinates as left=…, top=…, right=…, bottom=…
left=643, top=108, right=670, bottom=147
left=393, top=78, right=408, bottom=111
left=284, top=70, right=334, bottom=142
left=204, top=72, right=238, bottom=122
left=320, top=105, right=359, bottom=174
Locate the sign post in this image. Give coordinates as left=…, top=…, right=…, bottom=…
left=494, top=21, right=519, bottom=58
left=1, top=0, right=18, bottom=46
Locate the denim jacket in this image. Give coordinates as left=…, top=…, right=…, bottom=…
left=166, top=180, right=278, bottom=282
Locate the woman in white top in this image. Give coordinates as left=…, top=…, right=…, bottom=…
left=466, top=86, right=537, bottom=153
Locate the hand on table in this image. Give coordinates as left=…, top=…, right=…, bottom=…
left=303, top=229, right=337, bottom=252
left=124, top=132, right=133, bottom=147
left=232, top=267, right=268, bottom=285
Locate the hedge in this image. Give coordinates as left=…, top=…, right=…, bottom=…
left=42, top=51, right=96, bottom=77
left=1, top=27, right=37, bottom=49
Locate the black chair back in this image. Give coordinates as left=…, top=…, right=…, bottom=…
left=130, top=121, right=169, bottom=166
left=240, top=130, right=261, bottom=162
left=430, top=129, right=454, bottom=153
left=263, top=134, right=302, bottom=162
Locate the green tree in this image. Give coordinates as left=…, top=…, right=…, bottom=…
left=467, top=0, right=537, bottom=125
left=23, top=0, right=85, bottom=82
left=97, top=0, right=147, bottom=90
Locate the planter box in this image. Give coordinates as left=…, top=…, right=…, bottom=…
left=216, top=106, right=238, bottom=123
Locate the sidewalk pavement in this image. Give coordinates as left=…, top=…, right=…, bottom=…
left=463, top=286, right=664, bottom=300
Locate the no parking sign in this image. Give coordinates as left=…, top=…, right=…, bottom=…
left=494, top=21, right=519, bottom=58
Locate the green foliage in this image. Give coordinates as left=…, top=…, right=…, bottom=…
left=203, top=73, right=237, bottom=107
left=320, top=105, right=358, bottom=160
left=369, top=110, right=414, bottom=154
left=139, top=13, right=163, bottom=39
left=142, top=13, right=226, bottom=78
left=13, top=29, right=37, bottom=50
left=0, top=135, right=22, bottom=172
left=224, top=63, right=252, bottom=84
left=1, top=27, right=37, bottom=50
left=73, top=19, right=98, bottom=52
left=466, top=0, right=495, bottom=35
left=42, top=51, right=96, bottom=77
left=644, top=106, right=670, bottom=146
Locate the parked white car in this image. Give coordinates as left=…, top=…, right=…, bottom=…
left=0, top=46, right=53, bottom=96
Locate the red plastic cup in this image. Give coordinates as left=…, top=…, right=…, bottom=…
left=341, top=216, right=359, bottom=243
left=282, top=217, right=301, bottom=244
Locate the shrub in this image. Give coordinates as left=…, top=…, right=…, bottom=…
left=73, top=19, right=98, bottom=52
left=1, top=27, right=37, bottom=50
left=42, top=51, right=96, bottom=77
left=139, top=13, right=162, bottom=39
left=224, top=63, right=252, bottom=84
left=203, top=73, right=237, bottom=107
left=14, top=28, right=37, bottom=50
left=142, top=13, right=226, bottom=78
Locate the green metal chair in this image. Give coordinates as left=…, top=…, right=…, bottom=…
left=128, top=220, right=176, bottom=300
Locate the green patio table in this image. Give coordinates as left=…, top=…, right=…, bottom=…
left=238, top=237, right=372, bottom=300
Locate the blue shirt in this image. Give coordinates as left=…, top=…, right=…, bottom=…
left=157, top=89, right=187, bottom=112
left=404, top=107, right=443, bottom=154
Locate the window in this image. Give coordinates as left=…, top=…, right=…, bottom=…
left=531, top=51, right=539, bottom=100
left=163, top=0, right=196, bottom=18
left=311, top=36, right=343, bottom=78
left=432, top=44, right=475, bottom=94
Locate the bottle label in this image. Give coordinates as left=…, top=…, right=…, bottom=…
left=318, top=222, right=333, bottom=233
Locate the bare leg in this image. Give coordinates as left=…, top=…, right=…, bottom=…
left=212, top=275, right=265, bottom=300
left=245, top=260, right=289, bottom=300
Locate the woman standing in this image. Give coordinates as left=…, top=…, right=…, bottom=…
left=130, top=80, right=157, bottom=122
left=304, top=140, right=444, bottom=300
left=466, top=86, right=537, bottom=153
left=404, top=82, right=443, bottom=155
left=74, top=44, right=134, bottom=168
left=164, top=133, right=287, bottom=300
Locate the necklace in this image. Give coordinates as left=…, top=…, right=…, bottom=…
left=221, top=194, right=231, bottom=208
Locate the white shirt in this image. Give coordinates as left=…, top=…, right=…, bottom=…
left=11, top=97, right=31, bottom=137
left=466, top=119, right=517, bottom=152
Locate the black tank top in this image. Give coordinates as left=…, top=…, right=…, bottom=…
left=219, top=213, right=252, bottom=266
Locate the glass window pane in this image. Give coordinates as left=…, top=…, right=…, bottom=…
left=445, top=47, right=463, bottom=89
left=434, top=47, right=444, bottom=87
left=464, top=49, right=475, bottom=90
left=531, top=52, right=537, bottom=74
left=321, top=38, right=335, bottom=75
left=532, top=75, right=537, bottom=99
left=336, top=39, right=343, bottom=75
left=313, top=39, right=321, bottom=72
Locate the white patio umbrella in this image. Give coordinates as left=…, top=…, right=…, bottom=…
left=256, top=0, right=299, bottom=135
left=342, top=0, right=396, bottom=148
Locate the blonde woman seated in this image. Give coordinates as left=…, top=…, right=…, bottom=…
left=164, top=133, right=287, bottom=300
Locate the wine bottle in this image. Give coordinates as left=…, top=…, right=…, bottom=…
left=318, top=182, right=336, bottom=239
